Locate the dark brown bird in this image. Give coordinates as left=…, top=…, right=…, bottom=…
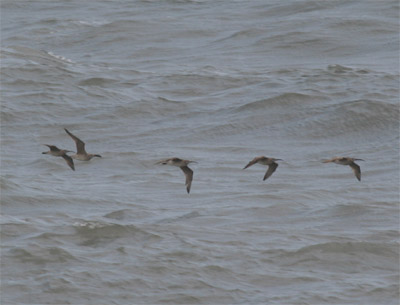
left=42, top=144, right=75, bottom=171
left=323, top=157, right=364, bottom=181
left=156, top=158, right=196, bottom=193
left=243, top=156, right=282, bottom=181
left=64, top=128, right=102, bottom=161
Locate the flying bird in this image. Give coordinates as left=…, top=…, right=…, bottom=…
left=64, top=128, right=102, bottom=161
left=156, top=158, right=196, bottom=193
left=243, top=156, right=282, bottom=181
left=323, top=157, right=364, bottom=181
left=42, top=144, right=75, bottom=171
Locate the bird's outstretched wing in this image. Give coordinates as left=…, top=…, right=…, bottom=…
left=180, top=166, right=193, bottom=194
left=243, top=157, right=262, bottom=169
left=349, top=162, right=361, bottom=181
left=65, top=128, right=86, bottom=154
left=263, top=162, right=278, bottom=181
left=62, top=154, right=75, bottom=171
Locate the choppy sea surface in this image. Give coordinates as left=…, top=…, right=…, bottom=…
left=1, top=1, right=399, bottom=304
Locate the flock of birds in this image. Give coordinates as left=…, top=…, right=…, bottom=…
left=43, top=129, right=364, bottom=194
left=42, top=129, right=102, bottom=171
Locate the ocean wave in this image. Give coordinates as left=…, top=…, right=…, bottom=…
left=265, top=241, right=399, bottom=273
left=9, top=246, right=78, bottom=264
left=234, top=93, right=326, bottom=112
left=296, top=99, right=399, bottom=138
left=5, top=46, right=75, bottom=67
left=78, top=77, right=118, bottom=87
left=73, top=221, right=162, bottom=247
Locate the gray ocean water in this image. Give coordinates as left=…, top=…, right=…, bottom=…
left=1, top=0, right=399, bottom=304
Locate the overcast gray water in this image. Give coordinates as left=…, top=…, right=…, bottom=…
left=1, top=0, right=399, bottom=304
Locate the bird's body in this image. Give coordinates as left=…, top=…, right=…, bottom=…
left=42, top=144, right=75, bottom=171
left=156, top=158, right=195, bottom=193
left=64, top=128, right=102, bottom=161
left=243, top=156, right=282, bottom=181
left=323, top=157, right=364, bottom=181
